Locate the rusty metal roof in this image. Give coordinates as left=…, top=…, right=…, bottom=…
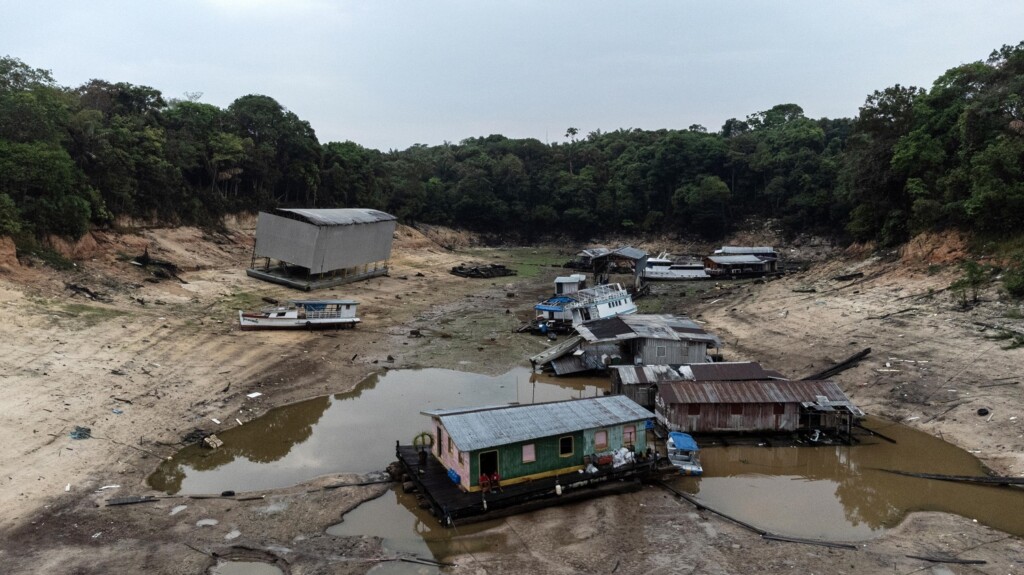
left=423, top=396, right=654, bottom=452
left=611, top=365, right=682, bottom=385
left=656, top=379, right=853, bottom=405
left=679, top=362, right=785, bottom=381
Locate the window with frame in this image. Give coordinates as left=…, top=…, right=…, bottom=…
left=773, top=403, right=785, bottom=415
left=731, top=403, right=744, bottom=415
left=688, top=403, right=701, bottom=415
left=559, top=436, right=574, bottom=457
left=656, top=345, right=667, bottom=358
left=522, top=443, right=536, bottom=463
left=447, top=436, right=453, bottom=453
left=594, top=430, right=608, bottom=451
left=457, top=450, right=463, bottom=464
left=623, top=425, right=636, bottom=446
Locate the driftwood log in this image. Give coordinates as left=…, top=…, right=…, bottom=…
left=801, top=348, right=871, bottom=381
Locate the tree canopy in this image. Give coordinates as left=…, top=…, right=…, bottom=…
left=1, top=43, right=1023, bottom=246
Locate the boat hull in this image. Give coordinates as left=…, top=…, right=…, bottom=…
left=238, top=311, right=360, bottom=331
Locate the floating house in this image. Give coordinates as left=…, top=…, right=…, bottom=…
left=704, top=246, right=779, bottom=278
left=610, top=361, right=785, bottom=409
left=247, top=208, right=397, bottom=290
left=590, top=246, right=648, bottom=292
left=654, top=379, right=863, bottom=437
left=555, top=274, right=587, bottom=295
left=421, top=396, right=653, bottom=493
left=531, top=315, right=721, bottom=375
left=642, top=253, right=709, bottom=281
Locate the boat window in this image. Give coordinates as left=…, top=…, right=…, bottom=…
left=558, top=436, right=573, bottom=457
left=522, top=443, right=536, bottom=463
left=594, top=430, right=608, bottom=450
left=623, top=425, right=636, bottom=447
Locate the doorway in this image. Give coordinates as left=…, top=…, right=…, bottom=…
left=479, top=450, right=498, bottom=475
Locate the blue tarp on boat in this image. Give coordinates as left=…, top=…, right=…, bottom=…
left=668, top=432, right=699, bottom=452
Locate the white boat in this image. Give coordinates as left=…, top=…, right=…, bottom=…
left=239, top=299, right=360, bottom=331
left=568, top=283, right=637, bottom=325
left=666, top=431, right=703, bottom=476
left=642, top=253, right=709, bottom=280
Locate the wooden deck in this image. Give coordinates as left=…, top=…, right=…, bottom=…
left=396, top=444, right=662, bottom=526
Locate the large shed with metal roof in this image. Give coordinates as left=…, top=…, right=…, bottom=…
left=247, top=208, right=397, bottom=290
left=654, top=378, right=863, bottom=436
left=422, top=396, right=653, bottom=493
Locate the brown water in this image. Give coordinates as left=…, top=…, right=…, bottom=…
left=149, top=367, right=1024, bottom=556
left=668, top=417, right=1024, bottom=541
left=149, top=367, right=606, bottom=494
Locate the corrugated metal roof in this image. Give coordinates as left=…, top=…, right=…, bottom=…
left=715, top=246, right=777, bottom=255
left=274, top=208, right=396, bottom=226
left=576, top=315, right=721, bottom=346
left=288, top=299, right=359, bottom=305
left=656, top=379, right=853, bottom=405
left=613, top=246, right=648, bottom=260
left=679, top=362, right=783, bottom=381
left=529, top=335, right=584, bottom=365
left=578, top=248, right=611, bottom=258
left=424, top=396, right=654, bottom=452
left=706, top=255, right=765, bottom=265
left=555, top=274, right=586, bottom=283
left=611, top=365, right=682, bottom=385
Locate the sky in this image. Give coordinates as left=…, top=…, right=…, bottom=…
left=3, top=1, right=1023, bottom=151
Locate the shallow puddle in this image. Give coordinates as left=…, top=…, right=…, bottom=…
left=326, top=489, right=506, bottom=574
left=668, top=417, right=1024, bottom=541
left=149, top=368, right=606, bottom=494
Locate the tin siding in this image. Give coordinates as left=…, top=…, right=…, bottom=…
left=254, top=213, right=319, bottom=268
left=638, top=339, right=707, bottom=365
left=312, top=218, right=396, bottom=273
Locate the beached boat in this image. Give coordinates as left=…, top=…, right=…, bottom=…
left=238, top=299, right=360, bottom=330
left=642, top=253, right=709, bottom=280
left=568, top=283, right=637, bottom=324
left=666, top=431, right=702, bottom=476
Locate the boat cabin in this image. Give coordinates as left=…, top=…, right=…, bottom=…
left=422, top=396, right=653, bottom=493
left=567, top=283, right=637, bottom=325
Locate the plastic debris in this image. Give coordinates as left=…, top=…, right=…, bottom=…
left=112, top=408, right=123, bottom=415
left=211, top=418, right=221, bottom=424
left=196, top=518, right=219, bottom=527
left=246, top=392, right=262, bottom=399
left=69, top=426, right=92, bottom=440
left=169, top=505, right=187, bottom=516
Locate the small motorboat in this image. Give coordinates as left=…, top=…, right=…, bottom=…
left=666, top=431, right=703, bottom=476
left=239, top=299, right=360, bottom=330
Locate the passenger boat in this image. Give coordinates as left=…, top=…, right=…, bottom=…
left=238, top=299, right=360, bottom=330
left=642, top=253, right=709, bottom=280
left=666, top=431, right=703, bottom=476
left=568, top=283, right=637, bottom=324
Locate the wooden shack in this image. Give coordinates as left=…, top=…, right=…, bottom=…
left=610, top=365, right=682, bottom=410
left=530, top=314, right=722, bottom=375
left=654, top=379, right=863, bottom=436
left=422, top=396, right=653, bottom=493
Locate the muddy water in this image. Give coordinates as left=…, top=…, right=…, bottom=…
left=668, top=417, right=1024, bottom=541
left=151, top=367, right=1024, bottom=552
left=326, top=489, right=506, bottom=575
left=149, top=368, right=607, bottom=494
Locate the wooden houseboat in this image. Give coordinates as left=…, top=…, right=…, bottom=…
left=238, top=299, right=360, bottom=330
left=394, top=396, right=662, bottom=525
left=704, top=246, right=779, bottom=278
left=654, top=378, right=863, bottom=440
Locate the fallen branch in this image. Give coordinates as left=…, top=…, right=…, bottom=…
left=866, top=307, right=918, bottom=320
left=801, top=348, right=871, bottom=381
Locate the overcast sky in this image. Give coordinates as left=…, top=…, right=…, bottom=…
left=3, top=1, right=1023, bottom=150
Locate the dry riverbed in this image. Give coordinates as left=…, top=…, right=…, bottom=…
left=0, top=223, right=1022, bottom=574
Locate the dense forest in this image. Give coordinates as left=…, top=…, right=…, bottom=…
left=1, top=43, right=1023, bottom=253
